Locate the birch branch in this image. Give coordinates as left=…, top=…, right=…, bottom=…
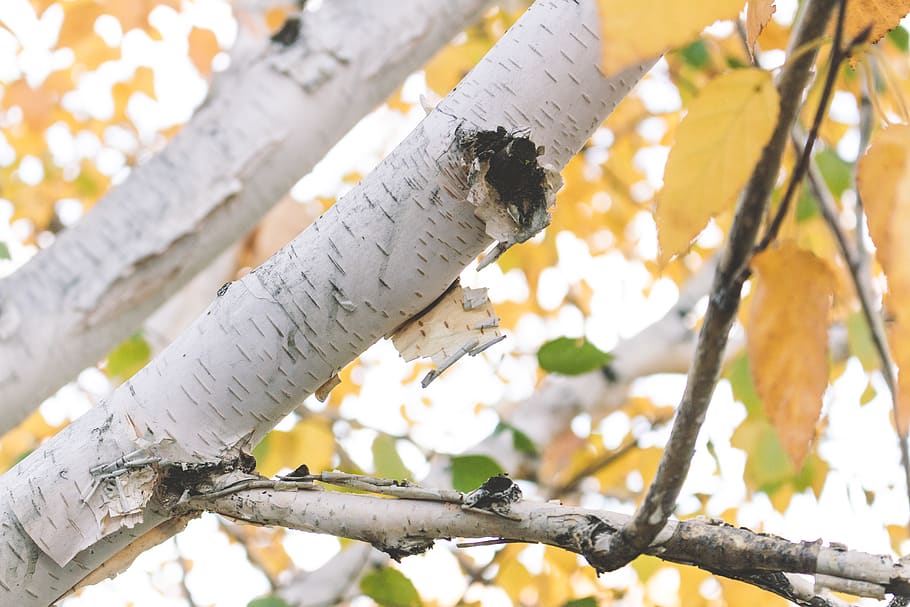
left=181, top=473, right=909, bottom=606
left=0, top=0, right=493, bottom=433
left=0, top=2, right=654, bottom=604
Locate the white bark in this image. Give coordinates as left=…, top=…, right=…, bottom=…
left=0, top=0, right=493, bottom=433
left=191, top=480, right=904, bottom=604
left=0, top=1, right=654, bottom=604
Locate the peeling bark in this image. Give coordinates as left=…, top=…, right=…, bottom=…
left=0, top=0, right=494, bottom=433
left=0, top=1, right=654, bottom=603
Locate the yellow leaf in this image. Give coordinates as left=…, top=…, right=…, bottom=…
left=747, top=243, right=834, bottom=466
left=495, top=545, right=534, bottom=604
left=2, top=79, right=58, bottom=131
left=857, top=124, right=910, bottom=433
left=188, top=26, right=220, bottom=77
left=254, top=416, right=335, bottom=477
left=746, top=0, right=776, bottom=57
left=58, top=1, right=105, bottom=48
left=844, top=0, right=910, bottom=47
left=719, top=576, right=789, bottom=606
left=597, top=0, right=745, bottom=75
left=657, top=68, right=779, bottom=262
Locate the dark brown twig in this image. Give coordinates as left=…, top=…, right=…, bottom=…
left=595, top=0, right=840, bottom=571
left=754, top=0, right=851, bottom=253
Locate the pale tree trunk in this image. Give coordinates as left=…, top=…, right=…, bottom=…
left=0, top=1, right=652, bottom=603
left=0, top=0, right=492, bottom=434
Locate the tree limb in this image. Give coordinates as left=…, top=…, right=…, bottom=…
left=612, top=0, right=840, bottom=568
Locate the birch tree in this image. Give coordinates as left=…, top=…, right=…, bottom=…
left=3, top=0, right=910, bottom=606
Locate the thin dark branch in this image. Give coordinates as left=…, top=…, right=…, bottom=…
left=754, top=0, right=850, bottom=253
left=547, top=411, right=674, bottom=497
left=598, top=0, right=840, bottom=571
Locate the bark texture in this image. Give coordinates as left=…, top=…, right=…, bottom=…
left=0, top=0, right=492, bottom=433
left=0, top=1, right=653, bottom=603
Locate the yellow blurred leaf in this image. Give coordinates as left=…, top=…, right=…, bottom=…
left=188, top=26, right=220, bottom=76
left=0, top=411, right=66, bottom=473
left=719, top=576, right=789, bottom=606
left=2, top=79, right=57, bottom=131
left=593, top=446, right=663, bottom=502
left=57, top=1, right=105, bottom=48
left=857, top=124, right=910, bottom=433
left=747, top=243, right=834, bottom=466
left=495, top=545, right=534, bottom=604
left=746, top=0, right=776, bottom=57
left=657, top=68, right=779, bottom=262
left=844, top=0, right=910, bottom=47
left=597, top=0, right=745, bottom=75
left=253, top=416, right=335, bottom=477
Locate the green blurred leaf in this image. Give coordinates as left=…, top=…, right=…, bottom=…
left=538, top=336, right=612, bottom=375
left=495, top=422, right=538, bottom=456
left=815, top=149, right=851, bottom=197
left=731, top=418, right=793, bottom=493
left=889, top=25, right=909, bottom=51
left=248, top=597, right=291, bottom=607
left=847, top=311, right=878, bottom=371
left=372, top=434, right=412, bottom=480
left=726, top=354, right=762, bottom=416
left=0, top=241, right=9, bottom=260
left=563, top=598, right=597, bottom=607
left=450, top=454, right=504, bottom=492
left=360, top=567, right=422, bottom=607
left=105, top=332, right=151, bottom=383
left=680, top=40, right=709, bottom=68
left=795, top=187, right=819, bottom=223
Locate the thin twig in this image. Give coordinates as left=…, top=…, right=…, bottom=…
left=598, top=0, right=840, bottom=571
left=218, top=519, right=280, bottom=591
left=844, top=65, right=910, bottom=525
left=547, top=411, right=674, bottom=497
left=754, top=0, right=851, bottom=253
left=174, top=536, right=201, bottom=607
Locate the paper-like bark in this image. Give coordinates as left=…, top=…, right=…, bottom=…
left=0, top=1, right=654, bottom=603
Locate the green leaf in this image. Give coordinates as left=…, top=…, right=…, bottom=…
left=563, top=598, right=597, bottom=607
left=105, top=332, right=151, bottom=383
left=726, top=354, right=762, bottom=417
left=360, top=567, right=422, bottom=607
left=680, top=40, right=709, bottom=68
left=495, top=422, right=538, bottom=456
left=815, top=149, right=851, bottom=197
left=889, top=25, right=909, bottom=51
left=0, top=241, right=9, bottom=260
left=537, top=336, right=612, bottom=375
left=248, top=597, right=291, bottom=607
left=372, top=435, right=412, bottom=480
left=846, top=311, right=878, bottom=371
left=450, top=454, right=504, bottom=492
left=795, top=187, right=819, bottom=223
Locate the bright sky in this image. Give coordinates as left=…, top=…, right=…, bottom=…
left=0, top=1, right=907, bottom=606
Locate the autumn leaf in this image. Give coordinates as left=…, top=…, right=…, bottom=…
left=857, top=124, right=910, bottom=433
left=253, top=417, right=335, bottom=477
left=843, top=0, right=910, bottom=47
left=188, top=27, right=220, bottom=76
left=657, top=68, right=779, bottom=262
left=747, top=243, right=835, bottom=466
left=597, top=0, right=745, bottom=75
left=746, top=0, right=777, bottom=57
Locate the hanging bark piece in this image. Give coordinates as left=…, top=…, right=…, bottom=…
left=459, top=126, right=563, bottom=269
left=391, top=280, right=503, bottom=386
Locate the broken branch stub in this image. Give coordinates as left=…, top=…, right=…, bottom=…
left=461, top=126, right=563, bottom=269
